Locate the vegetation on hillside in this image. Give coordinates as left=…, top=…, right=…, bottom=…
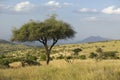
left=0, top=40, right=120, bottom=68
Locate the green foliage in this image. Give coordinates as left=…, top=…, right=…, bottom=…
left=66, top=56, right=73, bottom=59
left=23, top=59, right=40, bottom=65
left=11, top=16, right=76, bottom=42
left=56, top=54, right=64, bottom=59
left=96, top=48, right=103, bottom=53
left=89, top=52, right=98, bottom=58
left=11, top=15, right=76, bottom=64
left=0, top=57, right=24, bottom=68
left=72, top=48, right=82, bottom=55
left=0, top=59, right=9, bottom=67
left=102, top=51, right=118, bottom=59
left=23, top=54, right=39, bottom=65
left=96, top=50, right=118, bottom=60
left=25, top=54, right=37, bottom=61
left=0, top=54, right=6, bottom=59
left=40, top=53, right=46, bottom=61
left=79, top=55, right=86, bottom=60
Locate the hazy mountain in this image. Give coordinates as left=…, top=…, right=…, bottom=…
left=0, top=39, right=11, bottom=44
left=78, top=36, right=111, bottom=43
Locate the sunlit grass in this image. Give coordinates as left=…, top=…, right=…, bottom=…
left=0, top=60, right=120, bottom=80
left=1, top=40, right=120, bottom=80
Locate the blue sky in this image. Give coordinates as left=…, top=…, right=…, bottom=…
left=1, top=0, right=120, bottom=41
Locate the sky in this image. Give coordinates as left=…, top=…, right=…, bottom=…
left=1, top=0, right=120, bottom=41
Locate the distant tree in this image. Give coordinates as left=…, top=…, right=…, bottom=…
left=89, top=52, right=98, bottom=58
left=11, top=15, right=76, bottom=64
left=96, top=48, right=103, bottom=53
left=96, top=48, right=103, bottom=61
left=73, top=48, right=82, bottom=55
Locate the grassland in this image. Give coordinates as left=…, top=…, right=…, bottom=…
left=0, top=60, right=120, bottom=80
left=1, top=40, right=120, bottom=80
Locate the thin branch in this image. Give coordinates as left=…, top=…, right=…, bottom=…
left=38, top=39, right=44, bottom=44
left=49, top=38, right=58, bottom=51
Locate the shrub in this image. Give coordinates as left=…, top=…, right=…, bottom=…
left=24, top=54, right=39, bottom=65
left=102, top=51, right=118, bottom=59
left=25, top=54, right=37, bottom=61
left=89, top=52, right=98, bottom=58
left=40, top=53, right=46, bottom=61
left=23, top=59, right=40, bottom=65
left=0, top=59, right=9, bottom=67
left=96, top=48, right=103, bottom=53
left=79, top=55, right=86, bottom=60
left=56, top=54, right=64, bottom=59
left=73, top=48, right=82, bottom=55
left=66, top=56, right=73, bottom=59
left=0, top=57, right=25, bottom=68
left=0, top=54, right=6, bottom=59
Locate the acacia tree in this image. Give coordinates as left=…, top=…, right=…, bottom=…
left=11, top=16, right=76, bottom=64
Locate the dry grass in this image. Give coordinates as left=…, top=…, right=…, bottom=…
left=1, top=60, right=120, bottom=80
left=1, top=40, right=120, bottom=80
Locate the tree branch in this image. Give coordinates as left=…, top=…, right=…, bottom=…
left=49, top=38, right=58, bottom=51
left=38, top=39, right=44, bottom=43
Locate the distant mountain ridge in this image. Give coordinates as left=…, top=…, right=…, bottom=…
left=0, top=39, right=10, bottom=44
left=78, top=36, right=111, bottom=43
left=0, top=36, right=111, bottom=46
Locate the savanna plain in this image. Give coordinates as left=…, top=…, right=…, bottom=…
left=0, top=40, right=120, bottom=80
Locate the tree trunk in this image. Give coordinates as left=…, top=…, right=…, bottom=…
left=46, top=50, right=50, bottom=65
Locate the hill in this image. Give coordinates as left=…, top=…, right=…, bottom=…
left=78, top=36, right=111, bottom=43
left=0, top=42, right=34, bottom=54
left=0, top=39, right=10, bottom=44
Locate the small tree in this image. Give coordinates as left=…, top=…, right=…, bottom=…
left=96, top=48, right=103, bottom=61
left=89, top=52, right=98, bottom=58
left=96, top=48, right=103, bottom=53
left=11, top=15, right=76, bottom=64
left=73, top=48, right=82, bottom=55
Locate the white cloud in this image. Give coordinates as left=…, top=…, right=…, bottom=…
left=77, top=8, right=97, bottom=13
left=0, top=4, right=10, bottom=9
left=14, top=1, right=34, bottom=12
left=63, top=2, right=73, bottom=6
left=45, top=1, right=61, bottom=8
left=102, top=6, right=120, bottom=14
left=45, top=1, right=73, bottom=11
left=83, top=17, right=98, bottom=22
left=0, top=1, right=35, bottom=14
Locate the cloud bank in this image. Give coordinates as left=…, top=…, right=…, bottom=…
left=102, top=6, right=120, bottom=14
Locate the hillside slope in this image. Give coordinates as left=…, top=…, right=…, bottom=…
left=78, top=36, right=111, bottom=43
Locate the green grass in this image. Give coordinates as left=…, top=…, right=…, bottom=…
left=0, top=60, right=120, bottom=80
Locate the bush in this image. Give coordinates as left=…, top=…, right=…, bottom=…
left=79, top=55, right=86, bottom=60
left=40, top=53, right=46, bottom=61
left=102, top=51, right=118, bottom=59
left=23, top=59, right=40, bottom=65
left=96, top=51, right=118, bottom=60
left=56, top=54, right=64, bottom=59
left=89, top=52, right=98, bottom=58
left=66, top=56, right=73, bottom=59
left=0, top=54, right=6, bottom=59
left=0, top=57, right=25, bottom=68
left=96, top=48, right=103, bottom=53
left=25, top=54, right=37, bottom=61
left=24, top=54, right=39, bottom=65
left=73, top=48, right=82, bottom=55
left=0, top=59, right=9, bottom=67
